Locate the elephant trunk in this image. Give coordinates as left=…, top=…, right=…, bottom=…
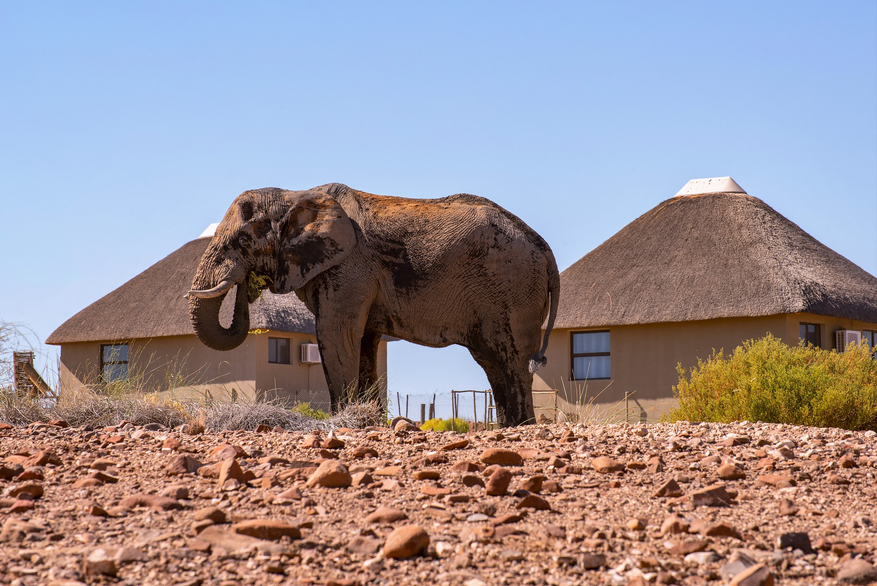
left=188, top=270, right=250, bottom=351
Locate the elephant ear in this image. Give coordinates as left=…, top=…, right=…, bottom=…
left=273, top=191, right=357, bottom=293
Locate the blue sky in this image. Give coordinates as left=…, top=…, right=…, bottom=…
left=1, top=2, right=875, bottom=409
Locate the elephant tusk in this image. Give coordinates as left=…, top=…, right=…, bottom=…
left=185, top=279, right=235, bottom=299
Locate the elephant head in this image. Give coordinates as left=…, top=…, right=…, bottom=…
left=186, top=188, right=357, bottom=351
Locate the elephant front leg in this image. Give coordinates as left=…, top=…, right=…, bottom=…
left=316, top=324, right=364, bottom=414
left=357, top=331, right=383, bottom=402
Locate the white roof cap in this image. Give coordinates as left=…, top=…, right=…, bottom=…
left=199, top=223, right=220, bottom=238
left=675, top=176, right=747, bottom=196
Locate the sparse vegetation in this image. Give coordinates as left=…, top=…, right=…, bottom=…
left=290, top=401, right=330, bottom=420
left=421, top=417, right=470, bottom=432
left=667, top=334, right=877, bottom=431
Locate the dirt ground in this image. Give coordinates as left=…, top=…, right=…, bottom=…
left=1, top=418, right=876, bottom=586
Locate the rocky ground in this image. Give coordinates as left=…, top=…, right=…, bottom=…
left=1, top=418, right=876, bottom=586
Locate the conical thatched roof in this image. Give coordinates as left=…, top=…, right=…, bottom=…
left=47, top=237, right=315, bottom=345
left=555, top=192, right=877, bottom=329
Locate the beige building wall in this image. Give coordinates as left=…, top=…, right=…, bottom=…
left=533, top=313, right=877, bottom=422
left=58, top=331, right=389, bottom=412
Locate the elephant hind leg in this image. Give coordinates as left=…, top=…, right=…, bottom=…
left=468, top=347, right=535, bottom=428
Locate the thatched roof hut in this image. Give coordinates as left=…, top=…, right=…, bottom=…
left=47, top=236, right=315, bottom=345
left=555, top=187, right=877, bottom=329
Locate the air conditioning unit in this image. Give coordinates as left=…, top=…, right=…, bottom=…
left=836, top=330, right=862, bottom=352
left=301, top=344, right=321, bottom=364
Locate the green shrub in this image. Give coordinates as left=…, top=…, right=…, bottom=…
left=421, top=417, right=469, bottom=432
left=667, top=334, right=877, bottom=431
left=291, top=402, right=330, bottom=420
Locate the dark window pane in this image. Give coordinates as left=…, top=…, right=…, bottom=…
left=269, top=338, right=290, bottom=364
left=103, top=344, right=128, bottom=362
left=572, top=331, right=610, bottom=354
left=573, top=356, right=611, bottom=379
left=102, top=363, right=128, bottom=383
left=278, top=338, right=290, bottom=364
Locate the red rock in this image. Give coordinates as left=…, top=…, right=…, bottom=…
left=653, top=478, right=683, bottom=498
left=703, top=522, right=741, bottom=539
left=420, top=485, right=452, bottom=496
left=48, top=419, right=69, bottom=427
left=492, top=513, right=525, bottom=525
left=16, top=468, right=44, bottom=481
left=660, top=514, right=690, bottom=536
left=729, top=563, right=774, bottom=586
left=669, top=538, right=709, bottom=555
left=520, top=475, right=545, bottom=493
left=674, top=484, right=733, bottom=507
left=352, top=446, right=379, bottom=458
left=757, top=474, right=795, bottom=488
left=542, top=480, right=562, bottom=492
left=647, top=455, right=665, bottom=473
left=118, top=494, right=182, bottom=511
left=715, top=463, right=746, bottom=480
left=9, top=499, right=34, bottom=513
left=451, top=461, right=480, bottom=473
left=382, top=525, right=429, bottom=559
left=480, top=448, right=523, bottom=466
left=255, top=424, right=271, bottom=433
left=321, top=433, right=345, bottom=449
left=306, top=460, right=352, bottom=488
left=412, top=469, right=441, bottom=480
left=165, top=454, right=202, bottom=476
left=592, top=456, right=625, bottom=473
left=366, top=506, right=408, bottom=524
left=24, top=450, right=61, bottom=467
left=162, top=437, right=182, bottom=451
left=196, top=525, right=288, bottom=554
left=351, top=472, right=374, bottom=487
left=209, top=443, right=246, bottom=460
left=84, top=547, right=117, bottom=577
left=347, top=535, right=383, bottom=554
left=88, top=471, right=119, bottom=483
left=461, top=474, right=485, bottom=487
left=232, top=519, right=301, bottom=540
left=276, top=487, right=303, bottom=501
left=301, top=433, right=321, bottom=448
left=439, top=438, right=469, bottom=451
left=105, top=435, right=124, bottom=444
left=778, top=498, right=799, bottom=516
left=516, top=494, right=551, bottom=510
left=217, top=458, right=246, bottom=486
left=486, top=467, right=512, bottom=496
left=73, top=478, right=104, bottom=488
left=9, top=483, right=44, bottom=499
left=372, top=466, right=402, bottom=476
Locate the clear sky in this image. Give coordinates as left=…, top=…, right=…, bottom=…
left=2, top=2, right=875, bottom=412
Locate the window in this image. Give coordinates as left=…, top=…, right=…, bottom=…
left=864, top=331, right=877, bottom=356
left=799, top=323, right=821, bottom=348
left=101, top=344, right=129, bottom=383
left=571, top=330, right=610, bottom=380
left=268, top=337, right=290, bottom=364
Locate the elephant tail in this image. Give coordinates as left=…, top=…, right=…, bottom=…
left=529, top=252, right=561, bottom=373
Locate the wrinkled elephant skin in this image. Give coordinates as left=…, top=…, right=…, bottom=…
left=188, top=184, right=560, bottom=427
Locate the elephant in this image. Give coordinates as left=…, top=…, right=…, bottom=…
left=186, top=183, right=559, bottom=427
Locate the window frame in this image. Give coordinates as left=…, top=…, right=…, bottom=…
left=100, top=343, right=129, bottom=383
left=570, top=330, right=611, bottom=381
left=799, top=322, right=822, bottom=348
left=863, top=330, right=877, bottom=350
left=268, top=337, right=291, bottom=365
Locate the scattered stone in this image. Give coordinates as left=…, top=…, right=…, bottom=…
left=306, top=460, right=352, bottom=488
left=366, top=506, right=408, bottom=524
left=592, top=456, right=625, bottom=473
left=516, top=494, right=550, bottom=510
left=715, top=463, right=746, bottom=480
left=348, top=535, right=383, bottom=555
left=836, top=558, right=877, bottom=584
left=729, top=563, right=774, bottom=586
left=485, top=467, right=512, bottom=496
left=778, top=498, right=799, bottom=516
left=118, top=494, right=182, bottom=511
left=653, top=478, right=683, bottom=498
left=232, top=519, right=301, bottom=541
left=479, top=448, right=523, bottom=466
left=440, top=438, right=469, bottom=451
left=83, top=548, right=117, bottom=577
left=412, top=469, right=441, bottom=480
left=777, top=531, right=813, bottom=554
left=382, top=525, right=429, bottom=559
left=194, top=507, right=227, bottom=524
left=165, top=454, right=202, bottom=475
